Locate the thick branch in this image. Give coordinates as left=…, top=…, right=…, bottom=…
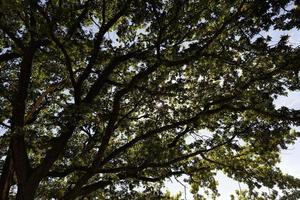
left=0, top=52, right=20, bottom=63
left=11, top=44, right=37, bottom=185
left=0, top=153, right=14, bottom=200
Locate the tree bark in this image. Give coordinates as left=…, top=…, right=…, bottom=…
left=0, top=153, right=14, bottom=199
left=16, top=182, right=39, bottom=200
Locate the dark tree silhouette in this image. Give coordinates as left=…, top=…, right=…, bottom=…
left=0, top=0, right=300, bottom=199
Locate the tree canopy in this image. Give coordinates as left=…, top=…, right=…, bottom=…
left=1, top=0, right=300, bottom=199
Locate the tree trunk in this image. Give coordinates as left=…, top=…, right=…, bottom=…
left=0, top=153, right=14, bottom=199
left=16, top=182, right=39, bottom=200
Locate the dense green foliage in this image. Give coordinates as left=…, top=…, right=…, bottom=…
left=1, top=0, right=300, bottom=199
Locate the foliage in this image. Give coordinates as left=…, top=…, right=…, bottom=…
left=1, top=0, right=300, bottom=199
left=230, top=188, right=300, bottom=200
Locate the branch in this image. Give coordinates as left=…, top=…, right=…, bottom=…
left=83, top=49, right=149, bottom=103
left=0, top=153, right=14, bottom=200
left=48, top=134, right=234, bottom=187
left=0, top=24, right=25, bottom=50
left=25, top=80, right=64, bottom=124
left=100, top=63, right=289, bottom=168
left=0, top=52, right=20, bottom=63
left=227, top=105, right=300, bottom=125
left=101, top=107, right=223, bottom=166
left=32, top=122, right=77, bottom=183
left=76, top=0, right=132, bottom=93
left=36, top=6, right=78, bottom=102
left=51, top=37, right=77, bottom=101
left=10, top=43, right=39, bottom=184
left=64, top=61, right=162, bottom=198
left=167, top=126, right=191, bottom=148
left=30, top=51, right=147, bottom=188
left=0, top=122, right=11, bottom=129
left=48, top=166, right=87, bottom=178
left=114, top=98, right=145, bottom=128
left=121, top=170, right=184, bottom=182
left=68, top=180, right=111, bottom=200
left=162, top=1, right=245, bottom=66
left=66, top=0, right=92, bottom=39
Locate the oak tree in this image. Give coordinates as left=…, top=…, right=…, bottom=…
left=1, top=0, right=300, bottom=199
